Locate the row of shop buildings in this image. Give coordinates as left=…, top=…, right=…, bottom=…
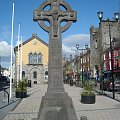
left=90, top=12, right=120, bottom=80
left=63, top=12, right=120, bottom=81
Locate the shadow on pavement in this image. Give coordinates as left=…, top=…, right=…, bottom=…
left=0, top=98, right=21, bottom=110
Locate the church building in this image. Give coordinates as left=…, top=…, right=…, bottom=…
left=14, top=34, right=48, bottom=84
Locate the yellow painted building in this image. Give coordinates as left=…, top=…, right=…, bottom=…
left=14, top=34, right=48, bottom=83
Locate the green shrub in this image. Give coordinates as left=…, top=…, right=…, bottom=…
left=81, top=80, right=95, bottom=96
left=16, top=79, right=27, bottom=92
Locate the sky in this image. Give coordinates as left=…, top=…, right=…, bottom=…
left=0, top=0, right=120, bottom=68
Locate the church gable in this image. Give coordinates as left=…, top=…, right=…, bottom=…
left=23, top=34, right=48, bottom=47
left=22, top=35, right=48, bottom=52
left=14, top=34, right=48, bottom=51
left=14, top=34, right=48, bottom=65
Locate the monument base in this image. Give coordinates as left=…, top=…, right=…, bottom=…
left=36, top=92, right=78, bottom=120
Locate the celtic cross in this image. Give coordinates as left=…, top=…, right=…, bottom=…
left=33, top=0, right=77, bottom=92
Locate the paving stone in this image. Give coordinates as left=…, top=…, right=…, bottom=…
left=2, top=84, right=120, bottom=120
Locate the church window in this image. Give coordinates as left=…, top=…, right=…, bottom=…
left=34, top=53, right=37, bottom=64
left=29, top=53, right=33, bottom=64
left=33, top=71, right=37, bottom=79
left=22, top=71, right=25, bottom=78
left=28, top=52, right=43, bottom=64
left=45, top=71, right=48, bottom=75
left=38, top=53, right=42, bottom=64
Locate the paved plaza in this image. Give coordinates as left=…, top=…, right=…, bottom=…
left=2, top=83, right=120, bottom=120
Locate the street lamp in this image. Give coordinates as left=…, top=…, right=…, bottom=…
left=85, top=44, right=89, bottom=79
left=97, top=11, right=119, bottom=99
left=114, top=12, right=119, bottom=21
left=97, top=11, right=103, bottom=21
left=76, top=44, right=79, bottom=49
left=85, top=44, right=88, bottom=49
left=76, top=44, right=89, bottom=87
left=69, top=54, right=73, bottom=79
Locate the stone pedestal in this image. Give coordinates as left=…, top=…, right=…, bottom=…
left=37, top=92, right=77, bottom=120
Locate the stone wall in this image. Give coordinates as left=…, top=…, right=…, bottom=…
left=16, top=64, right=48, bottom=84
left=90, top=26, right=100, bottom=78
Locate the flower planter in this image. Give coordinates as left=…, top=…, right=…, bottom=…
left=81, top=95, right=95, bottom=104
left=16, top=91, right=27, bottom=98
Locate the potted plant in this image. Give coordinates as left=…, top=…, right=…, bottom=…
left=16, top=79, right=27, bottom=98
left=81, top=80, right=95, bottom=104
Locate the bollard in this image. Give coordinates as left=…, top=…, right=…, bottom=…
left=80, top=116, right=87, bottom=120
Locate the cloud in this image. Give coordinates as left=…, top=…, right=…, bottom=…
left=0, top=26, right=10, bottom=39
left=1, top=61, right=10, bottom=69
left=62, top=34, right=90, bottom=57
left=62, top=44, right=76, bottom=54
left=0, top=41, right=11, bottom=56
left=0, top=41, right=14, bottom=67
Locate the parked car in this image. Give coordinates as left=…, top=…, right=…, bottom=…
left=1, top=76, right=10, bottom=83
left=103, top=77, right=120, bottom=91
left=108, top=77, right=120, bottom=91
left=1, top=76, right=7, bottom=82
left=6, top=77, right=10, bottom=83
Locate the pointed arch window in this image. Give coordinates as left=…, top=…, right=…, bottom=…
left=33, top=71, right=37, bottom=79
left=22, top=71, right=25, bottom=78
left=28, top=52, right=43, bottom=64
left=38, top=53, right=42, bottom=64
left=29, top=53, right=33, bottom=64
left=34, top=53, right=37, bottom=64
left=45, top=71, right=48, bottom=75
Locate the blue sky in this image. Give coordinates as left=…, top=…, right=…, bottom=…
left=0, top=0, right=120, bottom=68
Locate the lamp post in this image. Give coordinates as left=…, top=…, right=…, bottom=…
left=85, top=45, right=89, bottom=80
left=69, top=54, right=73, bottom=78
left=76, top=44, right=89, bottom=87
left=97, top=11, right=119, bottom=99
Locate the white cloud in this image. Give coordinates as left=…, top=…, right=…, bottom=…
left=62, top=44, right=76, bottom=54
left=0, top=41, right=11, bottom=56
left=0, top=41, right=15, bottom=68
left=0, top=26, right=10, bottom=39
left=62, top=34, right=90, bottom=57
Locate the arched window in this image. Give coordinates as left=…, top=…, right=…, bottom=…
left=33, top=53, right=37, bottom=64
left=45, top=71, right=48, bottom=75
left=45, top=71, right=48, bottom=79
left=38, top=53, right=42, bottom=64
left=29, top=53, right=33, bottom=64
left=22, top=71, right=25, bottom=78
left=33, top=71, right=37, bottom=79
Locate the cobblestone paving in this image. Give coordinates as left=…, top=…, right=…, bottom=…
left=65, top=85, right=120, bottom=120
left=3, top=84, right=47, bottom=120
left=3, top=84, right=120, bottom=120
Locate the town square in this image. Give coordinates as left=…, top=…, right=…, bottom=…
left=0, top=0, right=120, bottom=120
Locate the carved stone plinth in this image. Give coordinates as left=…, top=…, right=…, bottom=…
left=37, top=92, right=77, bottom=120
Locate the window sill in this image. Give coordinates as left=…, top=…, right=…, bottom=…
left=27, top=64, right=43, bottom=66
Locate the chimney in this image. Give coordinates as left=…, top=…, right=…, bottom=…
left=32, top=34, right=37, bottom=37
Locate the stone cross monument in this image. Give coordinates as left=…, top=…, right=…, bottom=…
left=33, top=0, right=78, bottom=120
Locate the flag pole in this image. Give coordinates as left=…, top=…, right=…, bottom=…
left=17, top=23, right=20, bottom=82
left=20, top=36, right=22, bottom=80
left=10, top=1, right=14, bottom=98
